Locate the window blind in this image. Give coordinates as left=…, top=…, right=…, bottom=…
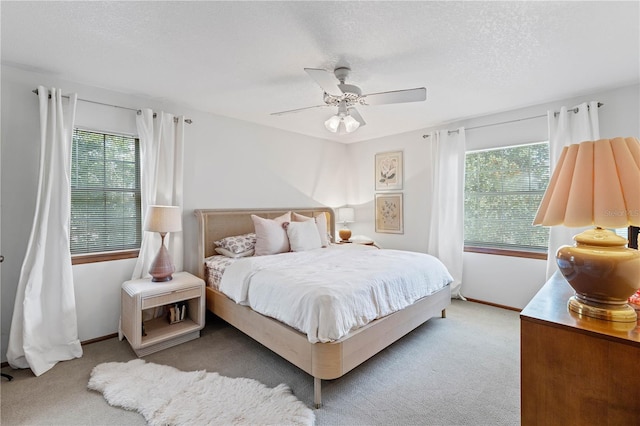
left=464, top=142, right=550, bottom=252
left=70, top=129, right=141, bottom=255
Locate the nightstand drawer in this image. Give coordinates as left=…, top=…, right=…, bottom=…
left=141, top=287, right=201, bottom=309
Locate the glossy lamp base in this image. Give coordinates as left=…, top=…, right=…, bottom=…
left=568, top=295, right=638, bottom=323
left=557, top=228, right=640, bottom=323
left=149, top=234, right=175, bottom=282
left=339, top=229, right=352, bottom=242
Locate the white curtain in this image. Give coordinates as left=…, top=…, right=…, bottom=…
left=132, top=109, right=185, bottom=279
left=425, top=128, right=466, bottom=298
left=545, top=101, right=600, bottom=279
left=7, top=86, right=83, bottom=375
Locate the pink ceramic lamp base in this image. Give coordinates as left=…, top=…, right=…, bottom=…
left=149, top=233, right=175, bottom=282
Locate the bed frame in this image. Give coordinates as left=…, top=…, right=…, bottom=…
left=194, top=208, right=451, bottom=408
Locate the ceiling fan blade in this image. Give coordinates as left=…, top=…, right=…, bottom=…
left=348, top=107, right=366, bottom=127
left=362, top=87, right=427, bottom=105
left=271, top=104, right=328, bottom=116
left=304, top=68, right=342, bottom=96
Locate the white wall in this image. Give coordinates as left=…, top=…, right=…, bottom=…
left=347, top=83, right=640, bottom=309
left=2, top=62, right=637, bottom=365
left=1, top=65, right=348, bottom=362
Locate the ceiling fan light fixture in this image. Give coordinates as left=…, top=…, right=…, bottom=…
left=324, top=115, right=341, bottom=132
left=342, top=115, right=360, bottom=133
left=324, top=113, right=360, bottom=133
left=273, top=67, right=426, bottom=134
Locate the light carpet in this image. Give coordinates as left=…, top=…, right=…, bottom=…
left=88, top=359, right=315, bottom=426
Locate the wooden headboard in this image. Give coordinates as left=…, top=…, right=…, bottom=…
left=193, top=208, right=335, bottom=279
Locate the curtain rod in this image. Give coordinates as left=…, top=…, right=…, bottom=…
left=140, top=110, right=193, bottom=125
left=32, top=89, right=193, bottom=124
left=422, top=102, right=604, bottom=138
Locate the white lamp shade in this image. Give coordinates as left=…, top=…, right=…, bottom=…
left=533, top=137, right=640, bottom=228
left=343, top=115, right=360, bottom=133
left=324, top=115, right=341, bottom=132
left=144, top=205, right=182, bottom=233
left=325, top=114, right=361, bottom=133
left=338, top=207, right=355, bottom=224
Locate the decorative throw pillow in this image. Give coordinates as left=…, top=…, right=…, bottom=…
left=291, top=212, right=311, bottom=223
left=214, top=233, right=256, bottom=254
left=252, top=212, right=291, bottom=256
left=214, top=247, right=254, bottom=258
left=285, top=220, right=322, bottom=252
left=314, top=212, right=330, bottom=247
left=292, top=212, right=330, bottom=247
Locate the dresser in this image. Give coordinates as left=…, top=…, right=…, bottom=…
left=520, top=273, right=640, bottom=425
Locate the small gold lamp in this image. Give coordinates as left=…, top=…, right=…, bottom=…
left=533, top=137, right=640, bottom=322
left=337, top=207, right=355, bottom=242
left=145, top=205, right=182, bottom=282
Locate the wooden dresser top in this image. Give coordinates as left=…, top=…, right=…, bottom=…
left=520, top=272, right=640, bottom=347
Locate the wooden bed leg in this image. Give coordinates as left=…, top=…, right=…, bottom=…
left=441, top=308, right=446, bottom=318
left=314, top=377, right=322, bottom=409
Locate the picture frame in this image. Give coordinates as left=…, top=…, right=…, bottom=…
left=375, top=151, right=403, bottom=191
left=375, top=193, right=403, bottom=234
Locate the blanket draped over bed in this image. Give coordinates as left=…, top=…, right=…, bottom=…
left=219, top=245, right=453, bottom=343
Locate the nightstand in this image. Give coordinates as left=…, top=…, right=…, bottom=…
left=120, top=271, right=205, bottom=357
left=337, top=239, right=380, bottom=248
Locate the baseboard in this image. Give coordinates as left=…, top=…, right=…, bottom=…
left=1, top=333, right=119, bottom=369
left=81, top=333, right=118, bottom=345
left=465, top=297, right=521, bottom=312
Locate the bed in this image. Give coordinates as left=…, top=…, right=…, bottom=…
left=194, top=207, right=452, bottom=408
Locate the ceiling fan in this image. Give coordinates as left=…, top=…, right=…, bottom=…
left=271, top=67, right=427, bottom=134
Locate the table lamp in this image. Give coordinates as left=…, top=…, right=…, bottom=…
left=337, top=207, right=355, bottom=242
left=533, top=137, right=640, bottom=322
left=145, top=205, right=182, bottom=282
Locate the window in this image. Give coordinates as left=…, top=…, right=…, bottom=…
left=614, top=227, right=639, bottom=249
left=464, top=142, right=550, bottom=256
left=70, top=129, right=141, bottom=261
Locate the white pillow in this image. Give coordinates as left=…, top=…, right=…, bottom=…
left=286, top=220, right=322, bottom=252
left=292, top=212, right=311, bottom=223
left=214, top=247, right=254, bottom=258
left=252, top=212, right=291, bottom=256
left=292, top=212, right=330, bottom=247
left=314, top=212, right=330, bottom=247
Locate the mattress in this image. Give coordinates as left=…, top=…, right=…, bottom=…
left=204, top=255, right=237, bottom=289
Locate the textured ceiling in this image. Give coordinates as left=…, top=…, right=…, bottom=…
left=2, top=1, right=639, bottom=143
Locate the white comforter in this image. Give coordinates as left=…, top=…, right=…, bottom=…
left=219, top=245, right=453, bottom=343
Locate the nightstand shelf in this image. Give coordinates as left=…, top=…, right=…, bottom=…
left=142, top=316, right=199, bottom=346
left=121, top=271, right=205, bottom=357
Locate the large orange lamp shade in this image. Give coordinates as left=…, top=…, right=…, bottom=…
left=533, top=137, right=640, bottom=322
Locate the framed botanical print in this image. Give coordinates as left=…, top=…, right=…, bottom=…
left=375, top=193, right=403, bottom=234
left=375, top=151, right=403, bottom=191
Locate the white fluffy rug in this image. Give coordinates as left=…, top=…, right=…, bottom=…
left=88, top=359, right=314, bottom=426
